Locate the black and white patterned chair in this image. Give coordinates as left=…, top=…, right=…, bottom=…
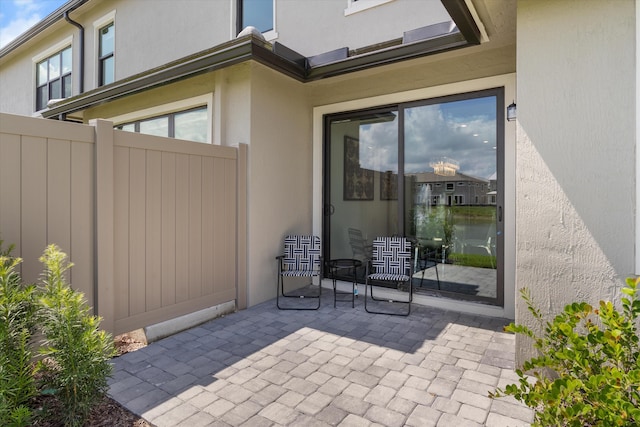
left=365, top=237, right=413, bottom=316
left=276, top=235, right=322, bottom=310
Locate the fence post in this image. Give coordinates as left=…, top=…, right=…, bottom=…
left=92, top=119, right=115, bottom=334
left=237, top=143, right=248, bottom=310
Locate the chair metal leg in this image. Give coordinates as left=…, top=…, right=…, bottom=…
left=276, top=274, right=321, bottom=310
left=364, top=277, right=411, bottom=316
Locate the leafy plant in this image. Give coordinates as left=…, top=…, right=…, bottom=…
left=36, top=245, right=116, bottom=427
left=491, top=277, right=640, bottom=426
left=0, top=251, right=37, bottom=427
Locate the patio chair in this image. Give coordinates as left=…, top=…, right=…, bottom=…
left=348, top=227, right=373, bottom=262
left=413, top=243, right=441, bottom=289
left=276, top=235, right=322, bottom=310
left=365, top=236, right=413, bottom=316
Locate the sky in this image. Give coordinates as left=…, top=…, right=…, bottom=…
left=0, top=0, right=68, bottom=48
left=358, top=96, right=498, bottom=180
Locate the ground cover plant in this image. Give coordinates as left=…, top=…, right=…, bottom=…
left=0, top=243, right=115, bottom=427
left=491, top=277, right=640, bottom=426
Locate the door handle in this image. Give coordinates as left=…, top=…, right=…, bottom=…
left=498, top=206, right=502, bottom=222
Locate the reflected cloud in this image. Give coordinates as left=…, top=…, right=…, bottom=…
left=358, top=97, right=497, bottom=180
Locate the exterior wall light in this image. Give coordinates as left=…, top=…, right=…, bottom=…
left=507, top=101, right=517, bottom=121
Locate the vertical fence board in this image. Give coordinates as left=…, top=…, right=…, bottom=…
left=161, top=152, right=177, bottom=307
left=188, top=155, right=202, bottom=299
left=113, top=146, right=130, bottom=320
left=212, top=157, right=225, bottom=294
left=47, top=139, right=71, bottom=258
left=21, top=136, right=47, bottom=284
left=145, top=150, right=162, bottom=311
left=70, top=141, right=94, bottom=306
left=175, top=154, right=190, bottom=304
left=201, top=156, right=214, bottom=296
left=0, top=133, right=21, bottom=260
left=225, top=158, right=237, bottom=290
left=129, top=148, right=146, bottom=315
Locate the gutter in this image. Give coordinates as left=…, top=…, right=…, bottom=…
left=39, top=0, right=482, bottom=119
left=43, top=31, right=472, bottom=119
left=64, top=11, right=84, bottom=93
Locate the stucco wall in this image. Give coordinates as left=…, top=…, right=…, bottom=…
left=276, top=0, right=451, bottom=58
left=246, top=63, right=312, bottom=306
left=515, top=0, right=636, bottom=363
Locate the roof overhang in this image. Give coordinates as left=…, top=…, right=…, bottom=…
left=34, top=0, right=482, bottom=119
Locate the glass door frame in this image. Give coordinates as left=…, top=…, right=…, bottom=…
left=322, top=87, right=505, bottom=306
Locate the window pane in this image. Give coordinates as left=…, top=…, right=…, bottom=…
left=49, top=54, right=60, bottom=79
left=102, top=56, right=114, bottom=85
left=36, top=86, right=47, bottom=110
left=61, top=47, right=72, bottom=74
left=119, top=123, right=135, bottom=132
left=174, top=108, right=207, bottom=142
left=99, top=23, right=114, bottom=56
left=242, top=0, right=273, bottom=33
left=140, top=117, right=169, bottom=137
left=404, top=95, right=498, bottom=299
left=37, top=60, right=48, bottom=85
left=62, top=75, right=72, bottom=98
left=327, top=111, right=399, bottom=267
left=50, top=79, right=61, bottom=100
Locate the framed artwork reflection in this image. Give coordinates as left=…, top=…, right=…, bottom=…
left=343, top=136, right=374, bottom=200
left=380, top=170, right=398, bottom=200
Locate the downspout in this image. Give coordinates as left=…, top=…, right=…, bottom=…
left=64, top=10, right=84, bottom=94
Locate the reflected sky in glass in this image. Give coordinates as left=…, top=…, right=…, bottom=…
left=140, top=117, right=168, bottom=137
left=358, top=97, right=497, bottom=180
left=175, top=109, right=207, bottom=143
left=242, top=0, right=273, bottom=32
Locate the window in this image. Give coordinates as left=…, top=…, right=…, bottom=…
left=238, top=0, right=275, bottom=36
left=116, top=107, right=208, bottom=143
left=445, top=183, right=454, bottom=191
left=98, top=22, right=114, bottom=86
left=36, top=47, right=72, bottom=111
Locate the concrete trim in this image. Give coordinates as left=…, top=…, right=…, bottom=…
left=144, top=300, right=236, bottom=343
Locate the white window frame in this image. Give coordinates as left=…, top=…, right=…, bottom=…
left=109, top=94, right=214, bottom=144
left=93, top=10, right=116, bottom=87
left=32, top=37, right=73, bottom=112
left=344, top=0, right=395, bottom=16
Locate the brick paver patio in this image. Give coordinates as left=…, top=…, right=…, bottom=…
left=108, top=291, right=534, bottom=426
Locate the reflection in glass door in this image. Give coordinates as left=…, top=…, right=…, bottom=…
left=324, top=89, right=503, bottom=305
left=324, top=109, right=399, bottom=282
left=403, top=92, right=501, bottom=304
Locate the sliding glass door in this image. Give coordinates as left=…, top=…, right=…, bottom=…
left=323, top=89, right=504, bottom=305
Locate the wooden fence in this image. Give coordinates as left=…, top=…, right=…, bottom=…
left=0, top=113, right=247, bottom=335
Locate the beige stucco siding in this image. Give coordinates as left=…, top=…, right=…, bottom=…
left=515, top=0, right=636, bottom=363
left=246, top=63, right=312, bottom=306
left=276, top=0, right=451, bottom=58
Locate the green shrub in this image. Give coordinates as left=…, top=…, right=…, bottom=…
left=491, top=277, right=640, bottom=426
left=36, top=245, right=116, bottom=427
left=0, top=243, right=115, bottom=427
left=0, top=253, right=37, bottom=427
